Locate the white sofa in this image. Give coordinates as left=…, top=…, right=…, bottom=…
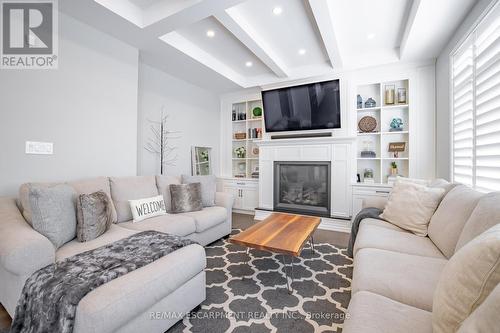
left=343, top=183, right=499, bottom=332
left=0, top=175, right=234, bottom=332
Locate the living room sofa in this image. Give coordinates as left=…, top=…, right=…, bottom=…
left=0, top=175, right=234, bottom=332
left=343, top=183, right=500, bottom=332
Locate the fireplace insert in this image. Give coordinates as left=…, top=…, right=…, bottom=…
left=273, top=161, right=331, bottom=216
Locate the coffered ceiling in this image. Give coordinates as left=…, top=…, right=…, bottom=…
left=60, top=0, right=478, bottom=93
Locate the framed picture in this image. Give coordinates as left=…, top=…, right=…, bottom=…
left=191, top=146, right=212, bottom=175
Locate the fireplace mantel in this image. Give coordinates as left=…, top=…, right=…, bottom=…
left=256, top=137, right=356, bottom=221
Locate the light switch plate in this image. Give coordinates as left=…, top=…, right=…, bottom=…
left=26, top=141, right=53, bottom=155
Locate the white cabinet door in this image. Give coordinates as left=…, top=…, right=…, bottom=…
left=352, top=196, right=365, bottom=218
left=224, top=186, right=242, bottom=209
left=242, top=187, right=258, bottom=211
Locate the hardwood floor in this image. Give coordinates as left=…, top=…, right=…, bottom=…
left=0, top=213, right=350, bottom=330
left=0, top=303, right=10, bottom=330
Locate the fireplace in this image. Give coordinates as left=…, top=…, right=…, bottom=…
left=274, top=161, right=331, bottom=216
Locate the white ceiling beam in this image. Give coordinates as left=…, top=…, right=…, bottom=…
left=307, top=0, right=343, bottom=68
left=160, top=32, right=248, bottom=87
left=144, top=0, right=246, bottom=35
left=399, top=0, right=422, bottom=59
left=214, top=9, right=289, bottom=78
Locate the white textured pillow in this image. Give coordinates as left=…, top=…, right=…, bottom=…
left=380, top=182, right=445, bottom=236
left=129, top=195, right=166, bottom=222
left=433, top=224, right=500, bottom=333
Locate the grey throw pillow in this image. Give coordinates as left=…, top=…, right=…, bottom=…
left=181, top=175, right=216, bottom=207
left=170, top=183, right=203, bottom=213
left=28, top=184, right=77, bottom=248
left=76, top=191, right=113, bottom=242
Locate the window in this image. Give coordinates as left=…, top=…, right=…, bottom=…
left=452, top=3, right=500, bottom=192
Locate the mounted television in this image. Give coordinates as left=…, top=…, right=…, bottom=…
left=262, top=79, right=341, bottom=133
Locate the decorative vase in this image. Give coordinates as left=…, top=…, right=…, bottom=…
left=357, top=95, right=363, bottom=109
left=385, top=85, right=395, bottom=105
left=365, top=98, right=376, bottom=108
left=390, top=168, right=398, bottom=175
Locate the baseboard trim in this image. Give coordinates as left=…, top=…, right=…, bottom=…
left=254, top=209, right=351, bottom=233
left=233, top=209, right=255, bottom=216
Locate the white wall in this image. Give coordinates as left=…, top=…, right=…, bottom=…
left=435, top=0, right=498, bottom=179
left=0, top=13, right=139, bottom=196
left=137, top=63, right=220, bottom=177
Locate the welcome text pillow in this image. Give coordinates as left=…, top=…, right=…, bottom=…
left=129, top=195, right=167, bottom=222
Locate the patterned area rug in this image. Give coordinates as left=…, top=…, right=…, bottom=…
left=169, top=229, right=353, bottom=333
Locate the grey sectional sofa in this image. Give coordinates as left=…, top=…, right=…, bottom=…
left=0, top=175, right=234, bottom=332
left=343, top=183, right=499, bottom=333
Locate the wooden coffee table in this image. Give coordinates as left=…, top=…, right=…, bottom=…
left=229, top=212, right=321, bottom=292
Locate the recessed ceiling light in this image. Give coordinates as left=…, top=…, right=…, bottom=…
left=245, top=61, right=253, bottom=67
left=298, top=49, right=306, bottom=55
left=367, top=33, right=376, bottom=40
left=206, top=30, right=215, bottom=38
left=273, top=6, right=283, bottom=15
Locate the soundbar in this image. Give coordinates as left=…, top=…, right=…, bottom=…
left=270, top=132, right=333, bottom=140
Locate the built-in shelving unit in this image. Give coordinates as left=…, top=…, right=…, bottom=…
left=231, top=99, right=264, bottom=178
left=355, top=79, right=411, bottom=184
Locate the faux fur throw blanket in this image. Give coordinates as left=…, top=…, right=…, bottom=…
left=10, top=230, right=196, bottom=333
left=347, top=207, right=383, bottom=258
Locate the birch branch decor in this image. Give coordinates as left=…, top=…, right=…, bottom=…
left=144, top=106, right=180, bottom=175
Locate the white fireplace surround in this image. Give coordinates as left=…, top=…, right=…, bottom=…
left=256, top=136, right=356, bottom=231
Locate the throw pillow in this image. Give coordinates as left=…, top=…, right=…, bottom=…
left=432, top=223, right=500, bottom=333
left=380, top=181, right=445, bottom=236
left=170, top=183, right=203, bottom=213
left=76, top=191, right=113, bottom=242
left=28, top=184, right=77, bottom=248
left=129, top=195, right=167, bottom=222
left=181, top=175, right=216, bottom=207
left=156, top=175, right=181, bottom=213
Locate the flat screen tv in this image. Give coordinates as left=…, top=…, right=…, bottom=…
left=262, top=79, right=341, bottom=132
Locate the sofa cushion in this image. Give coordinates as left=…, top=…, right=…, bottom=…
left=182, top=175, right=216, bottom=207
left=360, top=217, right=405, bottom=231
left=455, top=191, right=500, bottom=252
left=109, top=176, right=158, bottom=223
left=69, top=177, right=118, bottom=223
left=432, top=223, right=500, bottom=333
left=343, top=291, right=432, bottom=333
left=28, top=184, right=78, bottom=249
left=119, top=214, right=196, bottom=237
left=427, top=185, right=483, bottom=258
left=57, top=224, right=138, bottom=260
left=19, top=182, right=58, bottom=225
left=352, top=248, right=447, bottom=311
left=0, top=198, right=55, bottom=276
left=76, top=191, right=113, bottom=242
left=73, top=244, right=205, bottom=333
left=180, top=206, right=227, bottom=233
left=457, top=283, right=500, bottom=333
left=354, top=223, right=445, bottom=258
left=380, top=182, right=445, bottom=236
left=156, top=175, right=181, bottom=213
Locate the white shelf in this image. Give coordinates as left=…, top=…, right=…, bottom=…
left=231, top=99, right=264, bottom=178
left=382, top=104, right=409, bottom=109
left=357, top=107, right=381, bottom=112
left=381, top=131, right=409, bottom=135
left=357, top=132, right=380, bottom=135
left=355, top=79, right=411, bottom=184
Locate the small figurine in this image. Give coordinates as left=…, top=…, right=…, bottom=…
left=389, top=118, right=403, bottom=132
left=357, top=95, right=363, bottom=109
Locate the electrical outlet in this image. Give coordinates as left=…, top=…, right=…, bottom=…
left=25, top=141, right=53, bottom=155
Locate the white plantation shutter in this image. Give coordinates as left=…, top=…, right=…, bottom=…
left=452, top=39, right=474, bottom=187
left=452, top=3, right=500, bottom=192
